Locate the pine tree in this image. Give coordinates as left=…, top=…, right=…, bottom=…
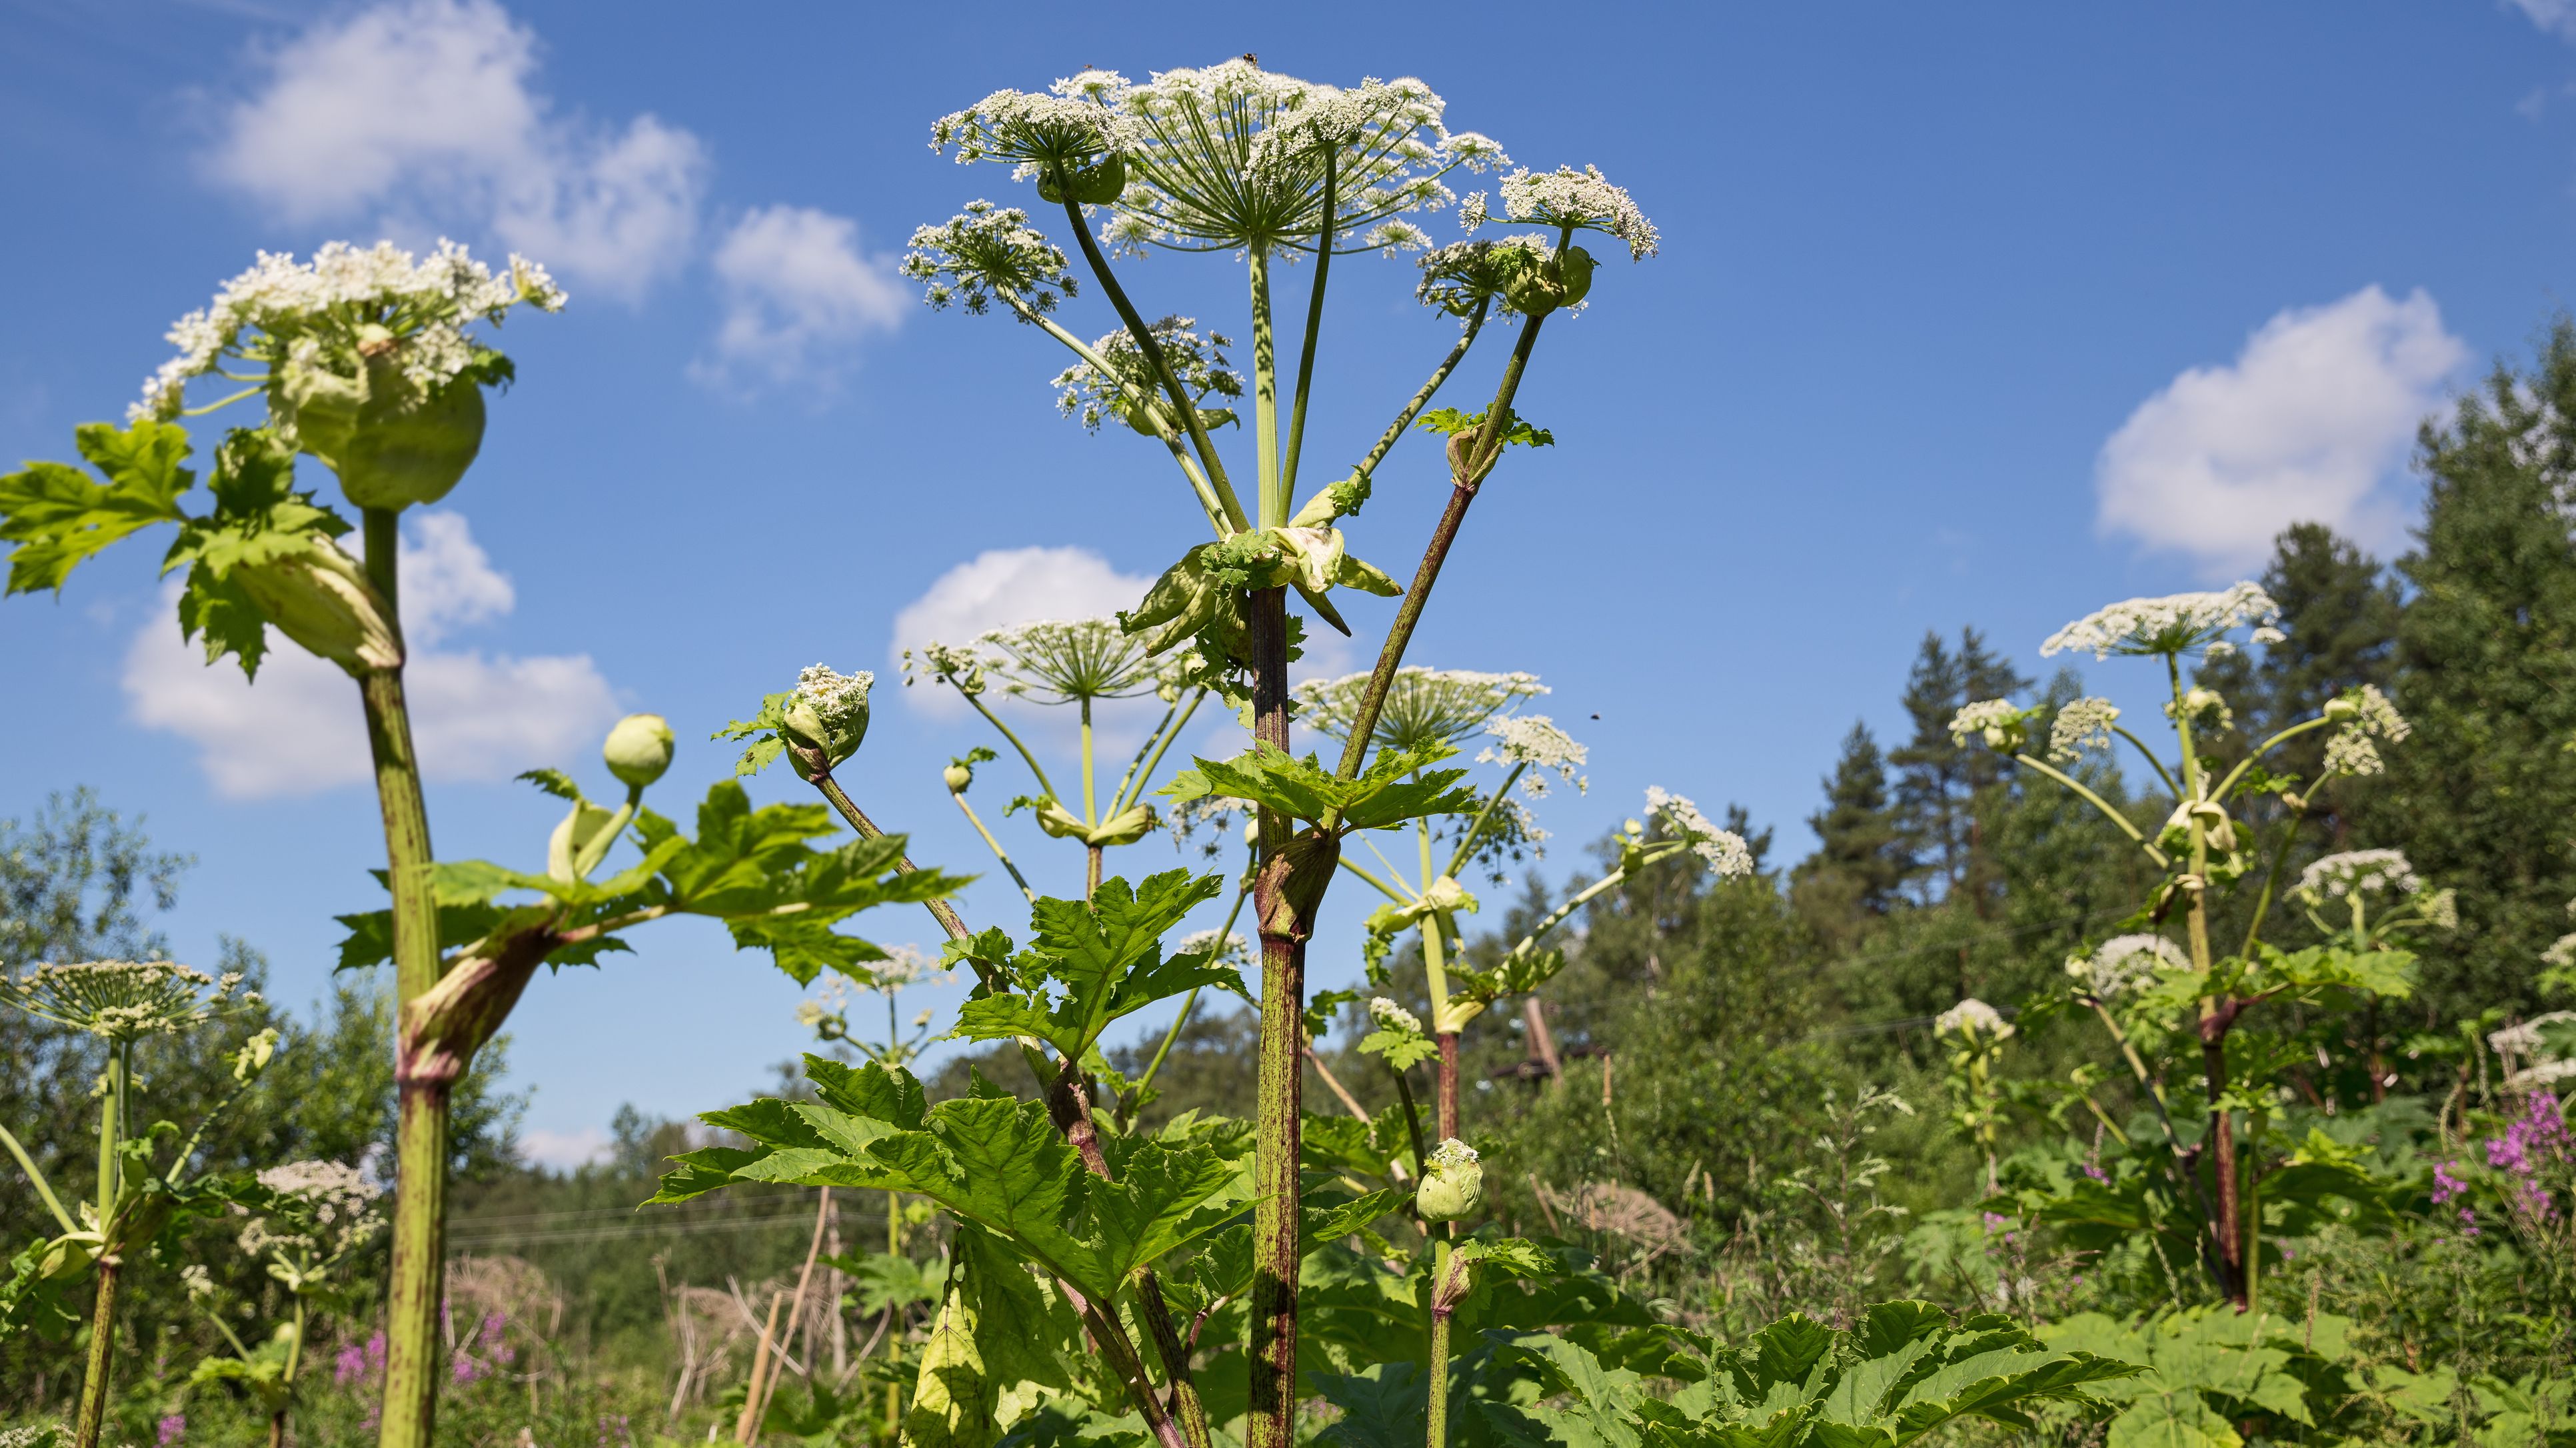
left=1793, top=723, right=1906, bottom=946
left=1889, top=629, right=2031, bottom=907
left=2363, top=325, right=2576, bottom=1021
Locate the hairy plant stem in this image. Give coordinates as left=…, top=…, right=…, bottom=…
left=1330, top=316, right=1545, bottom=780
left=1248, top=585, right=1334, bottom=1448
left=2169, top=655, right=2246, bottom=1309
left=72, top=1255, right=119, bottom=1448
left=354, top=506, right=454, bottom=1448
left=1425, top=1238, right=1456, bottom=1448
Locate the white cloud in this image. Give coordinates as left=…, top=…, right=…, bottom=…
left=2093, top=286, right=2465, bottom=575
left=207, top=0, right=706, bottom=297
left=124, top=511, right=619, bottom=799
left=693, top=206, right=906, bottom=388
left=889, top=548, right=1154, bottom=721
left=2511, top=0, right=2576, bottom=41
left=517, top=1125, right=611, bottom=1170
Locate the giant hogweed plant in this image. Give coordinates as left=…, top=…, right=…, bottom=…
left=0, top=243, right=956, bottom=1448
left=654, top=55, right=1799, bottom=1448
left=0, top=961, right=277, bottom=1448
left=1949, top=585, right=2437, bottom=1311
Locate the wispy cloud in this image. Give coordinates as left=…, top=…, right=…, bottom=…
left=692, top=205, right=906, bottom=390
left=2094, top=286, right=2465, bottom=575
left=206, top=0, right=706, bottom=298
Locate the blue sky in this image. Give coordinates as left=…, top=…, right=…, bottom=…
left=5, top=0, right=2575, bottom=1164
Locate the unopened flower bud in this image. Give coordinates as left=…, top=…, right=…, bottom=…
left=603, top=714, right=675, bottom=789
left=232, top=538, right=404, bottom=677
left=782, top=666, right=873, bottom=781
left=944, top=761, right=974, bottom=792
left=1416, top=1139, right=1482, bottom=1223
left=281, top=327, right=488, bottom=512
left=2322, top=696, right=2359, bottom=722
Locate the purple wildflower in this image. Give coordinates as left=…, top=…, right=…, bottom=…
left=157, top=1415, right=185, bottom=1447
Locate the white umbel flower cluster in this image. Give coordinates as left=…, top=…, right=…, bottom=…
left=970, top=617, right=1169, bottom=703
left=2321, top=683, right=2409, bottom=778
left=796, top=665, right=874, bottom=729
left=1293, top=667, right=1545, bottom=751
left=900, top=201, right=1077, bottom=318
left=1426, top=1137, right=1479, bottom=1170
left=2296, top=849, right=2421, bottom=901
left=1935, top=997, right=2014, bottom=1043
left=1178, top=930, right=1251, bottom=968
left=1643, top=787, right=1755, bottom=879
left=1086, top=61, right=1504, bottom=253
left=1478, top=715, right=1588, bottom=796
left=930, top=85, right=1142, bottom=169
left=2039, top=583, right=2283, bottom=660
left=1368, top=996, right=1424, bottom=1034
left=0, top=960, right=256, bottom=1041
left=2323, top=732, right=2383, bottom=777
left=2067, top=933, right=2191, bottom=999
left=242, top=1159, right=383, bottom=1261
left=1948, top=698, right=2027, bottom=749
left=2049, top=697, right=2121, bottom=763
left=1461, top=164, right=1660, bottom=260
left=1050, top=316, right=1240, bottom=433
left=132, top=240, right=563, bottom=423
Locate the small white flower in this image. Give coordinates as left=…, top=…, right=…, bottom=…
left=2040, top=583, right=2281, bottom=660
left=2048, top=697, right=2121, bottom=763
left=2295, top=849, right=2421, bottom=902
left=2323, top=731, right=2384, bottom=777
left=129, top=239, right=562, bottom=423
left=2543, top=932, right=2576, bottom=971
left=1426, top=1137, right=1478, bottom=1170
left=2067, top=934, right=2191, bottom=999
left=2421, top=888, right=2459, bottom=931
left=1480, top=164, right=1659, bottom=259
left=1178, top=929, right=1252, bottom=967
left=181, top=1264, right=215, bottom=1299
left=1948, top=699, right=2026, bottom=750
left=1935, top=997, right=2014, bottom=1043
left=1476, top=715, right=1587, bottom=794
left=1368, top=996, right=1423, bottom=1034
left=796, top=665, right=874, bottom=733
left=1642, top=787, right=1754, bottom=879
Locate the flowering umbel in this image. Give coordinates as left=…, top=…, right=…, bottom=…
left=0, top=960, right=257, bottom=1042
left=133, top=241, right=563, bottom=513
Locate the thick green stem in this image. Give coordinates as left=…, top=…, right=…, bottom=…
left=71, top=1255, right=119, bottom=1448
left=1248, top=586, right=1329, bottom=1448
left=1425, top=1239, right=1454, bottom=1448
left=361, top=506, right=449, bottom=1448
left=1080, top=696, right=1098, bottom=827
left=2168, top=656, right=2245, bottom=1309
left=1250, top=247, right=1282, bottom=527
